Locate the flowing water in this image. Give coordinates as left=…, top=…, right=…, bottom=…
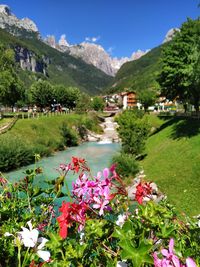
left=6, top=142, right=120, bottom=190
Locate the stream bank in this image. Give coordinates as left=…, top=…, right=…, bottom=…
left=87, top=116, right=119, bottom=143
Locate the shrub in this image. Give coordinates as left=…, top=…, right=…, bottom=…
left=60, top=122, right=78, bottom=146
left=0, top=136, right=35, bottom=171
left=116, top=110, right=150, bottom=156
left=112, top=153, right=139, bottom=177
left=32, top=143, right=52, bottom=157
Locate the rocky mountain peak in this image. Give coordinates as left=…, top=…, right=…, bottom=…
left=163, top=28, right=180, bottom=43
left=0, top=4, right=39, bottom=37
left=43, top=34, right=149, bottom=76
left=0, top=4, right=11, bottom=15
left=58, top=34, right=70, bottom=47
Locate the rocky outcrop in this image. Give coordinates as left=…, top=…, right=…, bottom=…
left=163, top=28, right=180, bottom=43
left=57, top=40, right=149, bottom=76
left=0, top=5, right=39, bottom=38
left=14, top=46, right=49, bottom=75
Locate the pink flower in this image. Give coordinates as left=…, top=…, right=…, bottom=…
left=186, top=258, right=197, bottom=267
left=93, top=196, right=109, bottom=216
left=153, top=239, right=197, bottom=267
left=161, top=239, right=180, bottom=267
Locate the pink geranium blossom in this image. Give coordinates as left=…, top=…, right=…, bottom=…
left=153, top=238, right=197, bottom=267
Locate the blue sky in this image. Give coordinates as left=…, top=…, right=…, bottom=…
left=1, top=0, right=199, bottom=57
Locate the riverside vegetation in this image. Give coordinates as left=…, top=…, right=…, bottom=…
left=0, top=113, right=102, bottom=172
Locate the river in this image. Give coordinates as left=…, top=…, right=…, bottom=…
left=6, top=142, right=120, bottom=189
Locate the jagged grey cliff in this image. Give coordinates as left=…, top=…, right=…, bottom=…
left=14, top=46, right=49, bottom=75
left=0, top=5, right=48, bottom=75
left=66, top=43, right=148, bottom=76
left=0, top=5, right=39, bottom=37
left=44, top=35, right=149, bottom=76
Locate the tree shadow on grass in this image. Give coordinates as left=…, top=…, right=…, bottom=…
left=150, top=116, right=200, bottom=139
left=170, top=118, right=200, bottom=139
left=150, top=117, right=179, bottom=136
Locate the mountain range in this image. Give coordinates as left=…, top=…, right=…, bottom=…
left=44, top=35, right=149, bottom=76
left=0, top=4, right=149, bottom=76
left=0, top=4, right=177, bottom=95
left=0, top=4, right=113, bottom=95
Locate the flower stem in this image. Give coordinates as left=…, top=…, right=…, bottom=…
left=21, top=248, right=30, bottom=267
left=18, top=246, right=21, bottom=267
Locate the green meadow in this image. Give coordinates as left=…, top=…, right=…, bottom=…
left=142, top=115, right=200, bottom=216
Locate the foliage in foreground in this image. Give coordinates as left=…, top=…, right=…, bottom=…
left=0, top=157, right=199, bottom=267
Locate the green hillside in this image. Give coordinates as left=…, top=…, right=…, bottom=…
left=142, top=115, right=200, bottom=216
left=0, top=28, right=113, bottom=95
left=109, top=44, right=168, bottom=94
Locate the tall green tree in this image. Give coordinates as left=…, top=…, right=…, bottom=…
left=138, top=90, right=157, bottom=112
left=75, top=92, right=92, bottom=113
left=91, top=96, right=105, bottom=111
left=158, top=18, right=200, bottom=111
left=30, top=80, right=54, bottom=109
left=54, top=85, right=80, bottom=111
left=0, top=45, right=24, bottom=109
left=116, top=110, right=149, bottom=156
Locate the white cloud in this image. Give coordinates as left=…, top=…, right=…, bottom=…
left=85, top=35, right=100, bottom=43
left=107, top=46, right=115, bottom=55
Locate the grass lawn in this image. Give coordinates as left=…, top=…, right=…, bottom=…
left=4, top=113, right=101, bottom=149
left=0, top=118, right=13, bottom=127
left=141, top=116, right=200, bottom=216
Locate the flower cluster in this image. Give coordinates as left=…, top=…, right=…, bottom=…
left=72, top=167, right=115, bottom=214
left=1, top=157, right=199, bottom=266
left=70, top=156, right=90, bottom=173
left=135, top=181, right=153, bottom=204
left=57, top=201, right=88, bottom=239
left=57, top=165, right=122, bottom=239
left=5, top=221, right=50, bottom=262
left=153, top=239, right=197, bottom=267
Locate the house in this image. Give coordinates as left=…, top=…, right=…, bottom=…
left=120, top=91, right=137, bottom=109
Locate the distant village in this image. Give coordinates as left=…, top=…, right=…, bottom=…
left=102, top=91, right=178, bottom=112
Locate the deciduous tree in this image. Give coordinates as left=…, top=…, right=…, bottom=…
left=30, top=80, right=54, bottom=109
left=0, top=45, right=24, bottom=109
left=158, top=18, right=200, bottom=111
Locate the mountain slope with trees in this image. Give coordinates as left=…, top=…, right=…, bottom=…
left=108, top=44, right=167, bottom=94
left=0, top=28, right=113, bottom=95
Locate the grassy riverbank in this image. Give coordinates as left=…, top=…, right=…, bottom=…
left=141, top=115, right=200, bottom=216
left=0, top=113, right=102, bottom=172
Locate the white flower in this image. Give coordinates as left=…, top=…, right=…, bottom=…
left=4, top=232, right=14, bottom=237
left=116, top=261, right=128, bottom=267
left=18, top=220, right=50, bottom=262
left=37, top=238, right=51, bottom=261
left=79, top=231, right=85, bottom=245
left=116, top=214, right=126, bottom=228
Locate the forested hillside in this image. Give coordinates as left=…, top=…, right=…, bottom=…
left=109, top=43, right=169, bottom=94
left=0, top=28, right=113, bottom=95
